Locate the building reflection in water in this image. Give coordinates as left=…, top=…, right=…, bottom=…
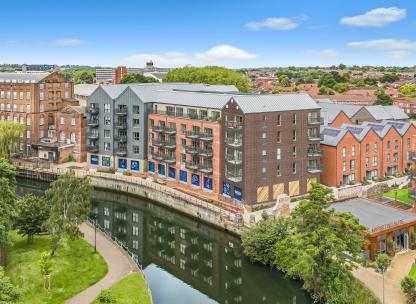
left=16, top=178, right=310, bottom=304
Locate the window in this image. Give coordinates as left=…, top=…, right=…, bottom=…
left=394, top=140, right=398, bottom=150
left=26, top=92, right=30, bottom=101
left=133, top=146, right=140, bottom=154
left=277, top=114, right=281, bottom=126
left=176, top=107, right=184, bottom=117
left=350, top=159, right=355, bottom=170
left=365, top=144, right=369, bottom=153
left=352, top=145, right=355, bottom=157
left=132, top=226, right=139, bottom=236
left=373, top=156, right=378, bottom=166
left=19, top=91, right=23, bottom=100
left=407, top=138, right=411, bottom=149
left=39, top=92, right=44, bottom=100
left=277, top=131, right=281, bottom=142
left=292, top=146, right=296, bottom=157
left=26, top=105, right=30, bottom=113
left=71, top=118, right=76, bottom=126
left=261, top=167, right=267, bottom=177
left=104, top=130, right=110, bottom=138
left=292, top=130, right=296, bottom=141
left=132, top=105, right=140, bottom=114
left=365, top=157, right=369, bottom=168
left=276, top=148, right=281, bottom=160
left=133, top=132, right=140, bottom=141
left=104, top=104, right=110, bottom=113
left=276, top=165, right=281, bottom=176
left=70, top=132, right=76, bottom=143
left=292, top=114, right=297, bottom=124
left=342, top=147, right=346, bottom=157
left=342, top=160, right=346, bottom=172
left=261, top=150, right=267, bottom=160
left=27, top=117, right=31, bottom=125
left=104, top=142, right=111, bottom=151
left=262, top=132, right=266, bottom=139
left=39, top=103, right=44, bottom=113
left=104, top=116, right=111, bottom=125
left=374, top=143, right=378, bottom=152
left=26, top=130, right=30, bottom=138
left=133, top=119, right=140, bottom=128
left=60, top=131, right=66, bottom=142
left=387, top=141, right=391, bottom=149
left=292, top=162, right=296, bottom=174
left=132, top=212, right=139, bottom=223
left=60, top=117, right=65, bottom=125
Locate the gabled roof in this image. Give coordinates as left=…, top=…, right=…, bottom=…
left=342, top=124, right=377, bottom=141
left=153, top=90, right=231, bottom=109
left=382, top=120, right=413, bottom=136
left=364, top=105, right=408, bottom=120
left=362, top=121, right=397, bottom=138
left=317, top=101, right=363, bottom=118
left=74, top=84, right=99, bottom=97
left=320, top=127, right=352, bottom=146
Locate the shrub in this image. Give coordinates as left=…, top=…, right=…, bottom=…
left=401, top=276, right=416, bottom=295
left=123, top=170, right=132, bottom=176
left=97, top=289, right=116, bottom=303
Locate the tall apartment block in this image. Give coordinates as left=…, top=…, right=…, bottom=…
left=0, top=72, right=75, bottom=158
left=86, top=83, right=238, bottom=173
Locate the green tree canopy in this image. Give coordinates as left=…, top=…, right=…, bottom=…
left=0, top=121, right=25, bottom=159
left=120, top=73, right=158, bottom=84
left=375, top=93, right=393, bottom=105
left=334, top=83, right=349, bottom=93
left=74, top=69, right=95, bottom=84
left=274, top=183, right=366, bottom=303
left=46, top=172, right=92, bottom=255
left=380, top=73, right=400, bottom=83
left=164, top=66, right=249, bottom=92
left=277, top=74, right=290, bottom=87
left=14, top=194, right=49, bottom=244
left=0, top=267, right=20, bottom=303
left=318, top=73, right=336, bottom=88
left=399, top=84, right=416, bottom=94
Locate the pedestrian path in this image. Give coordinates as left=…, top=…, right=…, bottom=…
left=65, top=223, right=136, bottom=304
left=353, top=250, right=416, bottom=304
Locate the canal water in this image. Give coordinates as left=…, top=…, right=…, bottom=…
left=16, top=178, right=311, bottom=304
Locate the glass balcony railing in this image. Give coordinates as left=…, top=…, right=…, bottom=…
left=307, top=117, right=324, bottom=125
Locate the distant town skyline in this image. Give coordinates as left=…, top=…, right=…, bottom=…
left=1, top=0, right=415, bottom=68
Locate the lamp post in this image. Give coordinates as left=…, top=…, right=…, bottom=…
left=89, top=212, right=98, bottom=253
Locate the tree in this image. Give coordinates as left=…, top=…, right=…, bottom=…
left=318, top=73, right=336, bottom=88
left=380, top=73, right=400, bottom=83
left=14, top=194, right=49, bottom=244
left=274, top=183, right=366, bottom=303
left=46, top=172, right=92, bottom=256
left=376, top=254, right=391, bottom=304
left=334, top=83, right=349, bottom=93
left=278, top=74, right=290, bottom=87
left=0, top=159, right=16, bottom=266
left=399, top=84, right=416, bottom=95
left=0, top=267, right=20, bottom=303
left=338, top=63, right=347, bottom=70
left=401, top=276, right=416, bottom=296
left=0, top=121, right=25, bottom=159
left=374, top=88, right=385, bottom=96
left=74, top=69, right=95, bottom=84
left=120, top=73, right=158, bottom=84
left=164, top=66, right=249, bottom=92
left=241, top=218, right=288, bottom=266
left=39, top=251, right=52, bottom=292
left=375, top=93, right=393, bottom=106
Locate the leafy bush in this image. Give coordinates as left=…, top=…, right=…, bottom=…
left=401, top=276, right=416, bottom=295
left=98, top=289, right=116, bottom=303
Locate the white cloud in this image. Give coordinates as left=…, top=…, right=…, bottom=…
left=347, top=39, right=416, bottom=50
left=125, top=45, right=258, bottom=67
left=306, top=49, right=339, bottom=57
left=386, top=50, right=410, bottom=59
left=245, top=17, right=299, bottom=30
left=52, top=38, right=82, bottom=46
left=340, top=7, right=406, bottom=27
left=195, top=45, right=257, bottom=61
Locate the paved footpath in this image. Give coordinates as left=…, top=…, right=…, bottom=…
left=65, top=223, right=136, bottom=304
left=353, top=250, right=416, bottom=304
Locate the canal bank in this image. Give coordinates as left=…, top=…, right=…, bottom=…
left=17, top=177, right=312, bottom=304
left=13, top=163, right=244, bottom=235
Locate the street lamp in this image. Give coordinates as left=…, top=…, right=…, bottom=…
left=89, top=212, right=98, bottom=252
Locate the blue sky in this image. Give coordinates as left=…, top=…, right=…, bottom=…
left=1, top=0, right=415, bottom=68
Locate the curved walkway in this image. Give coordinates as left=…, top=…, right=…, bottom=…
left=65, top=223, right=136, bottom=304
left=353, top=250, right=416, bottom=304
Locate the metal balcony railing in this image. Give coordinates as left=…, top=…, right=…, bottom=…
left=225, top=121, right=243, bottom=131
left=308, top=116, right=324, bottom=125
left=226, top=154, right=243, bottom=165
left=115, top=108, right=128, bottom=116
left=307, top=149, right=323, bottom=157
left=226, top=171, right=243, bottom=183
left=87, top=145, right=99, bottom=153
left=307, top=164, right=323, bottom=173
left=185, top=161, right=200, bottom=170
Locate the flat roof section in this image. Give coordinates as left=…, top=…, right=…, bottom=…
left=331, top=198, right=416, bottom=233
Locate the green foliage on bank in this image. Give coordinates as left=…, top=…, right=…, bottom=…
left=164, top=66, right=249, bottom=92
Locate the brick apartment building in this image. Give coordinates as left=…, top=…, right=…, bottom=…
left=0, top=72, right=75, bottom=158
left=320, top=120, right=416, bottom=187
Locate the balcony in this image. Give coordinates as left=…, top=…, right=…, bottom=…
left=199, top=148, right=213, bottom=158
left=151, top=139, right=176, bottom=149
left=225, top=138, right=243, bottom=148
left=114, top=135, right=127, bottom=143
left=87, top=133, right=99, bottom=140
left=186, top=146, right=199, bottom=155
left=87, top=145, right=99, bottom=153
left=115, top=108, right=128, bottom=116
left=308, top=133, right=321, bottom=141
left=151, top=139, right=165, bottom=147
left=87, top=120, right=99, bottom=127
left=151, top=125, right=165, bottom=133
left=87, top=107, right=99, bottom=114
left=226, top=121, right=243, bottom=131
left=199, top=165, right=213, bottom=174
left=307, top=164, right=323, bottom=174
left=308, top=116, right=324, bottom=125
left=226, top=154, right=242, bottom=165
left=307, top=149, right=323, bottom=157
left=150, top=152, right=164, bottom=161
left=164, top=127, right=176, bottom=135
left=116, top=148, right=127, bottom=156
left=164, top=141, right=176, bottom=149
left=185, top=161, right=200, bottom=170
left=115, top=122, right=127, bottom=129
left=163, top=155, right=176, bottom=164
left=409, top=189, right=416, bottom=200
left=151, top=110, right=219, bottom=122
left=226, top=171, right=243, bottom=183
left=199, top=133, right=213, bottom=142
left=186, top=131, right=201, bottom=140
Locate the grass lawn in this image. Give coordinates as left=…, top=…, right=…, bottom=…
left=350, top=277, right=380, bottom=304
left=409, top=263, right=416, bottom=280
left=384, top=188, right=413, bottom=205
left=6, top=231, right=108, bottom=304
left=92, top=272, right=152, bottom=304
